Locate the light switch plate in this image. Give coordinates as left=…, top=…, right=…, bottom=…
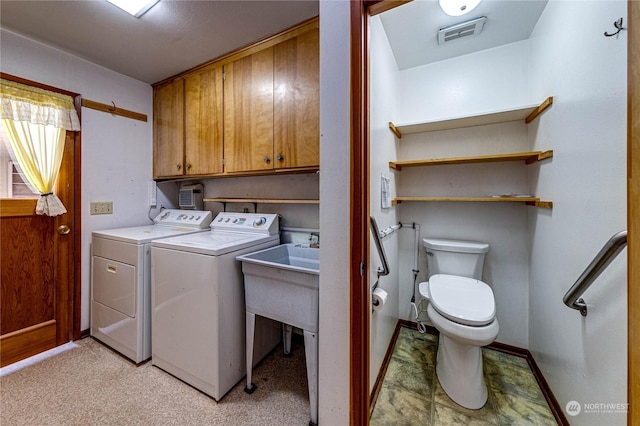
left=90, top=201, right=113, bottom=215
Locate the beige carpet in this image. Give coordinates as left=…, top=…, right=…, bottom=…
left=1, top=337, right=311, bottom=426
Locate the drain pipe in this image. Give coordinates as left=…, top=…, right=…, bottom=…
left=397, top=222, right=426, bottom=333
left=378, top=221, right=426, bottom=332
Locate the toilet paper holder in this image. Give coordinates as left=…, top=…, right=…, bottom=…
left=372, top=279, right=380, bottom=307
left=371, top=287, right=388, bottom=311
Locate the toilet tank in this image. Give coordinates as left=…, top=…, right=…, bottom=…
left=423, top=238, right=489, bottom=280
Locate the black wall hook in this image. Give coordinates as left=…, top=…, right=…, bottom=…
left=604, top=17, right=626, bottom=37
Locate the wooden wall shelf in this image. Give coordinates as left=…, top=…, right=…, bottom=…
left=389, top=97, right=553, bottom=138
left=391, top=197, right=553, bottom=209
left=389, top=150, right=553, bottom=171
left=204, top=198, right=319, bottom=204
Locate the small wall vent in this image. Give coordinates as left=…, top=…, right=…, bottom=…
left=438, top=16, right=487, bottom=45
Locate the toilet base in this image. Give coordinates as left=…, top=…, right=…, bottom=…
left=436, top=333, right=488, bottom=410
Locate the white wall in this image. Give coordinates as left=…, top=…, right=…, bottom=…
left=527, top=1, right=628, bottom=424
left=369, top=15, right=401, bottom=390
left=396, top=41, right=531, bottom=124
left=391, top=41, right=534, bottom=347
left=0, top=29, right=155, bottom=332
left=318, top=0, right=351, bottom=423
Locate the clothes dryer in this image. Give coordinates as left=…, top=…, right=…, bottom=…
left=91, top=209, right=212, bottom=363
left=150, top=212, right=281, bottom=401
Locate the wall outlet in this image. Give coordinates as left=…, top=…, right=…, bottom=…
left=90, top=201, right=113, bottom=215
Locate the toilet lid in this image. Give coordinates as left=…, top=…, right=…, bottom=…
left=429, top=274, right=496, bottom=326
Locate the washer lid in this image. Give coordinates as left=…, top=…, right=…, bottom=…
left=429, top=274, right=495, bottom=326
left=150, top=231, right=279, bottom=256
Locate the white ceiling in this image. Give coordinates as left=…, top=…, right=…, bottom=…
left=379, top=0, right=548, bottom=70
left=0, top=0, right=548, bottom=84
left=0, top=0, right=319, bottom=84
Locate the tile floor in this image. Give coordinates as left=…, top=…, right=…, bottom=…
left=370, top=327, right=558, bottom=426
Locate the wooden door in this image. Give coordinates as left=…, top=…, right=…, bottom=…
left=223, top=48, right=274, bottom=173
left=185, top=64, right=224, bottom=176
left=153, top=79, right=185, bottom=178
left=274, top=26, right=320, bottom=170
left=0, top=131, right=76, bottom=367
left=628, top=1, right=639, bottom=423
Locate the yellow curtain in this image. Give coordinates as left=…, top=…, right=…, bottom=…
left=0, top=79, right=80, bottom=216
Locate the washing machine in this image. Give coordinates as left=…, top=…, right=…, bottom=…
left=91, top=209, right=213, bottom=363
left=150, top=212, right=282, bottom=401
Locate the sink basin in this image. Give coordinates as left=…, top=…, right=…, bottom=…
left=236, top=244, right=319, bottom=332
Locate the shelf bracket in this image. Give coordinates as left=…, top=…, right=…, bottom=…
left=525, top=150, right=554, bottom=164
left=388, top=122, right=402, bottom=138
left=525, top=97, right=553, bottom=124
left=526, top=200, right=553, bottom=209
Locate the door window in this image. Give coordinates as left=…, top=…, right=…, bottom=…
left=0, top=127, right=38, bottom=198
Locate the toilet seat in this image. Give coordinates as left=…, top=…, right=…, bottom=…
left=429, top=274, right=496, bottom=326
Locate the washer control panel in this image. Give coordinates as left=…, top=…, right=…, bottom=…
left=153, top=209, right=213, bottom=229
left=211, top=212, right=279, bottom=235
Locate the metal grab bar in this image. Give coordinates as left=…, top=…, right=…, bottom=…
left=563, top=230, right=627, bottom=316
left=370, top=216, right=390, bottom=278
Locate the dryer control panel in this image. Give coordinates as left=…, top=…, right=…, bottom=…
left=211, top=212, right=280, bottom=235
left=153, top=209, right=213, bottom=229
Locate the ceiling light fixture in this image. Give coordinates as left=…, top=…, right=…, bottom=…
left=439, top=0, right=481, bottom=17
left=107, top=0, right=160, bottom=18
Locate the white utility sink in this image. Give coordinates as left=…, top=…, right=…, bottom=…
left=237, top=243, right=320, bottom=426
left=236, top=243, right=319, bottom=331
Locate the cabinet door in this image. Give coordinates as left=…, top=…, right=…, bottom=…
left=153, top=79, right=184, bottom=178
left=274, top=28, right=319, bottom=169
left=223, top=48, right=274, bottom=173
left=185, top=64, right=224, bottom=175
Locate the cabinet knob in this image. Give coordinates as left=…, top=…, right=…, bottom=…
left=263, top=156, right=271, bottom=163
left=276, top=154, right=284, bottom=161
left=186, top=163, right=192, bottom=170
left=176, top=164, right=182, bottom=170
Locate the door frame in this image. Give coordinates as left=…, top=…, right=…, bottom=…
left=0, top=73, right=82, bottom=344
left=627, top=1, right=639, bottom=424
left=349, top=2, right=370, bottom=425
left=349, top=1, right=639, bottom=424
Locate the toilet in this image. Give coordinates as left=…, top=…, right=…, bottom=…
left=418, top=238, right=499, bottom=410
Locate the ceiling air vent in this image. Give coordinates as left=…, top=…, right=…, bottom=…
left=438, top=16, right=487, bottom=45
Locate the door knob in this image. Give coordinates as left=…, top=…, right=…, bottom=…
left=57, top=224, right=71, bottom=235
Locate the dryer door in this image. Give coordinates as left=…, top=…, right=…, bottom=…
left=92, top=256, right=136, bottom=317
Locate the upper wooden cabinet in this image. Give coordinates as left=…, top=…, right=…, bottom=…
left=223, top=48, right=275, bottom=173
left=153, top=17, right=319, bottom=180
left=274, top=28, right=319, bottom=170
left=184, top=64, right=224, bottom=176
left=153, top=64, right=224, bottom=179
left=224, top=25, right=319, bottom=174
left=154, top=78, right=184, bottom=178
